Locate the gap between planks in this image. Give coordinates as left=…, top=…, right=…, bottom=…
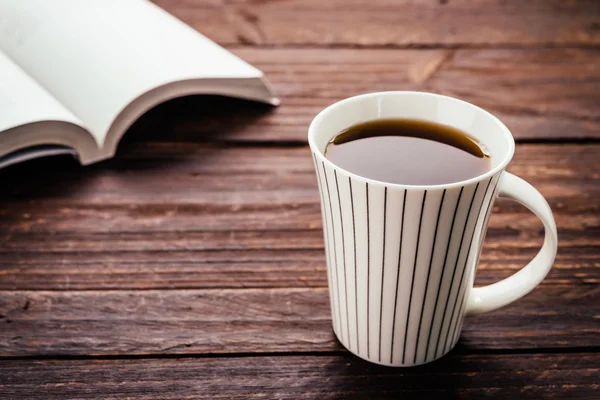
left=0, top=279, right=590, bottom=292
left=1, top=346, right=599, bottom=362
left=223, top=43, right=600, bottom=50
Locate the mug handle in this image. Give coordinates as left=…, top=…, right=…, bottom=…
left=465, top=172, right=558, bottom=316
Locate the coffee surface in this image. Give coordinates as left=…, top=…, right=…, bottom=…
left=325, top=118, right=492, bottom=185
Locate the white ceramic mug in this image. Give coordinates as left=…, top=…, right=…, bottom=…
left=308, top=92, right=558, bottom=367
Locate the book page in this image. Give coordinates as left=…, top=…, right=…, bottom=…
left=0, top=0, right=266, bottom=147
left=0, top=50, right=82, bottom=135
left=0, top=144, right=77, bottom=170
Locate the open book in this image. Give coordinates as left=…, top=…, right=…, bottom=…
left=0, top=0, right=278, bottom=169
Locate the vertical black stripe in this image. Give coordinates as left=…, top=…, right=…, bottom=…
left=448, top=292, right=466, bottom=351
left=349, top=177, right=360, bottom=353
left=423, top=187, right=464, bottom=362
left=334, top=170, right=351, bottom=348
left=443, top=177, right=493, bottom=354
left=402, top=191, right=428, bottom=364
left=444, top=177, right=496, bottom=352
left=433, top=182, right=480, bottom=359
left=312, top=154, right=337, bottom=331
left=366, top=182, right=371, bottom=359
left=378, top=187, right=388, bottom=362
left=446, top=179, right=496, bottom=349
left=413, top=189, right=446, bottom=364
left=322, top=162, right=343, bottom=338
left=452, top=178, right=498, bottom=344
left=389, top=189, right=408, bottom=364
left=449, top=181, right=497, bottom=346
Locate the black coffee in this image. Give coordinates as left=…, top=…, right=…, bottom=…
left=325, top=118, right=491, bottom=185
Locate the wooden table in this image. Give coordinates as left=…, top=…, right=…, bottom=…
left=1, top=1, right=599, bottom=398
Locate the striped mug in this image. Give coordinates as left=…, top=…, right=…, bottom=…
left=308, top=92, right=558, bottom=367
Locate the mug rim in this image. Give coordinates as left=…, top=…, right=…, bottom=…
left=308, top=91, right=516, bottom=190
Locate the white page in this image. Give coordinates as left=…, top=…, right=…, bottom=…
left=0, top=50, right=81, bottom=134
left=0, top=0, right=266, bottom=146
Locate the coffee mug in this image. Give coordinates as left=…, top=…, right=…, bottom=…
left=308, top=92, right=558, bottom=367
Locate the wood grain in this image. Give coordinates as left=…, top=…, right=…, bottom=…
left=237, top=48, right=600, bottom=119
left=0, top=144, right=597, bottom=231
left=1, top=1, right=598, bottom=397
left=0, top=233, right=596, bottom=290
left=0, top=144, right=597, bottom=290
left=1, top=353, right=599, bottom=399
left=151, top=0, right=600, bottom=47
left=113, top=48, right=600, bottom=143
left=0, top=286, right=597, bottom=356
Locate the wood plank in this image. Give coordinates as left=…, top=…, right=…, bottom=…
left=0, top=286, right=597, bottom=356
left=151, top=0, right=600, bottom=47
left=428, top=48, right=600, bottom=121
left=236, top=48, right=599, bottom=119
left=0, top=144, right=597, bottom=289
left=118, top=48, right=600, bottom=143
left=0, top=144, right=597, bottom=230
left=0, top=232, right=596, bottom=290
left=1, top=353, right=598, bottom=399
left=0, top=144, right=596, bottom=235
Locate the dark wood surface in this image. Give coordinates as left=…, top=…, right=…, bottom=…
left=2, top=354, right=598, bottom=399
left=1, top=1, right=599, bottom=398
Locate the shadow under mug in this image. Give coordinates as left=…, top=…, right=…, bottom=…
left=308, top=92, right=558, bottom=367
